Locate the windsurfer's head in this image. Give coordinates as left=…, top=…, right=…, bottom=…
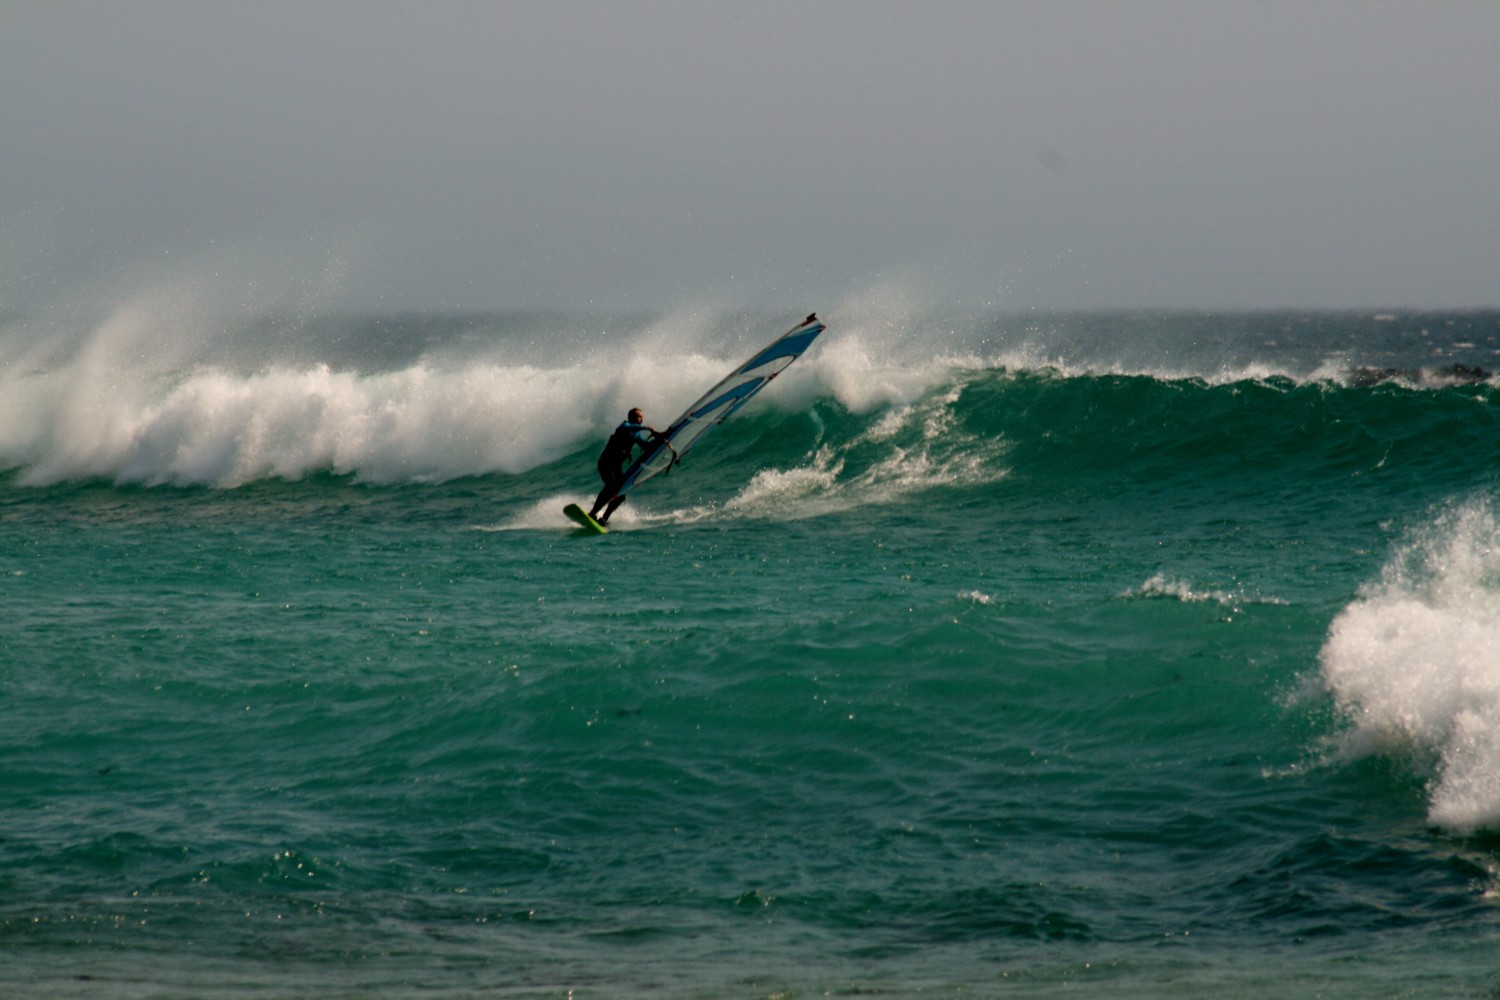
left=628, top=408, right=644, bottom=424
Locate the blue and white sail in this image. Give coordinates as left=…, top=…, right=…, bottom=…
left=614, top=313, right=826, bottom=498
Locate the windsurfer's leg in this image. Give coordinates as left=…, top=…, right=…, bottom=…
left=600, top=493, right=626, bottom=524
left=591, top=462, right=623, bottom=520
left=588, top=485, right=614, bottom=521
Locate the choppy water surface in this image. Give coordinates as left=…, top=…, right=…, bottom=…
left=4, top=306, right=1500, bottom=997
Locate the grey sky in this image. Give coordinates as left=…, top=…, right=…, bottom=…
left=3, top=0, right=1498, bottom=312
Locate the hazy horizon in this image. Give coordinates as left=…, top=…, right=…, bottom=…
left=4, top=1, right=1497, bottom=315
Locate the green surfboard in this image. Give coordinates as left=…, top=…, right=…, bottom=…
left=563, top=503, right=608, bottom=534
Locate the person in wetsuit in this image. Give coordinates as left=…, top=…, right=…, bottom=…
left=589, top=407, right=660, bottom=524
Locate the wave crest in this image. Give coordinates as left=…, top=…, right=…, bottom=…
left=4, top=300, right=1497, bottom=489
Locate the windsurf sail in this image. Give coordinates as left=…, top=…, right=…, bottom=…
left=612, top=313, right=826, bottom=499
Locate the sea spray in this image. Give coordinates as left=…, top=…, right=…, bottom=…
left=9, top=362, right=602, bottom=487
left=1320, top=498, right=1500, bottom=832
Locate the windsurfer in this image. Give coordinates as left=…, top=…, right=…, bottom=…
left=589, top=408, right=659, bottom=524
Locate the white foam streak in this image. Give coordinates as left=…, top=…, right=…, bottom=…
left=1319, top=500, right=1500, bottom=833
left=1123, top=573, right=1289, bottom=611
left=717, top=388, right=1004, bottom=523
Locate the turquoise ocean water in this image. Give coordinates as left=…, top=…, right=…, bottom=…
left=4, top=303, right=1500, bottom=997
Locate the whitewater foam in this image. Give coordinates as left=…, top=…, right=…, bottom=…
left=9, top=362, right=602, bottom=487
left=1125, top=573, right=1288, bottom=609
left=716, top=385, right=1007, bottom=523
left=1320, top=499, right=1500, bottom=833
left=6, top=286, right=1497, bottom=490
left=0, top=287, right=971, bottom=487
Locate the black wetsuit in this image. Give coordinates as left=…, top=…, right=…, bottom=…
left=597, top=420, right=653, bottom=492
left=590, top=420, right=655, bottom=522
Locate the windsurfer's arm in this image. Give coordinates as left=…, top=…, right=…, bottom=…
left=656, top=435, right=679, bottom=466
